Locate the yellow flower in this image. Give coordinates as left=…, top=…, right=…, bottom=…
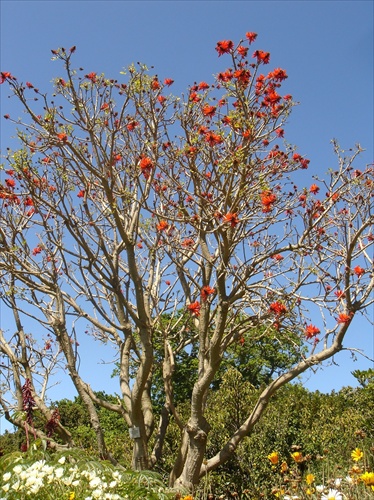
left=351, top=447, right=364, bottom=462
left=360, top=471, right=374, bottom=486
left=68, top=494, right=75, bottom=500
left=306, top=473, right=315, bottom=485
left=268, top=451, right=279, bottom=465
left=182, top=496, right=194, bottom=500
left=291, top=451, right=303, bottom=463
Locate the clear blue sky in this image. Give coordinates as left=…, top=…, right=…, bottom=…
left=0, top=1, right=373, bottom=411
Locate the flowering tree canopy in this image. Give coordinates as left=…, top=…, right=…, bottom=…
left=0, top=33, right=373, bottom=492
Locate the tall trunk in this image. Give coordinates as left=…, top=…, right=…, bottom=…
left=173, top=417, right=210, bottom=492
left=130, top=416, right=150, bottom=470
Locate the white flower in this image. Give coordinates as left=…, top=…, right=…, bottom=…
left=92, top=491, right=103, bottom=499
left=89, top=476, right=102, bottom=489
left=72, top=480, right=80, bottom=487
left=11, top=480, right=21, bottom=491
left=345, top=475, right=353, bottom=484
left=54, top=467, right=64, bottom=479
left=2, top=472, right=11, bottom=482
left=58, top=456, right=66, bottom=464
left=1, top=484, right=10, bottom=493
left=13, top=465, right=22, bottom=475
left=321, top=489, right=343, bottom=500
left=109, top=480, right=117, bottom=488
left=334, top=478, right=342, bottom=487
left=316, top=484, right=325, bottom=493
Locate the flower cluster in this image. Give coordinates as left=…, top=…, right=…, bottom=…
left=1, top=453, right=174, bottom=499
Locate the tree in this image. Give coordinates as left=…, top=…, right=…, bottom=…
left=0, top=33, right=373, bottom=492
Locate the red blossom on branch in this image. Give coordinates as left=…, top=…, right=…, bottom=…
left=198, top=81, right=210, bottom=90
left=269, top=301, right=287, bottom=316
left=215, top=40, right=234, bottom=56
left=205, top=132, right=223, bottom=147
left=156, top=220, right=169, bottom=232
left=237, top=45, right=249, bottom=58
left=253, top=50, right=270, bottom=64
left=187, top=301, right=201, bottom=317
left=305, top=324, right=320, bottom=339
left=245, top=32, right=258, bottom=43
left=260, top=190, right=277, bottom=212
left=5, top=178, right=16, bottom=188
left=32, top=245, right=42, bottom=256
left=202, top=104, right=216, bottom=117
left=164, top=78, right=174, bottom=86
left=310, top=184, right=320, bottom=194
left=201, top=286, right=215, bottom=301
left=337, top=313, right=352, bottom=324
left=223, top=212, right=240, bottom=227
left=85, top=72, right=97, bottom=83
left=139, top=157, right=154, bottom=178
left=353, top=266, right=365, bottom=277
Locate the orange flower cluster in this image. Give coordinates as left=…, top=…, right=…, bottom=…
left=187, top=301, right=201, bottom=317
left=260, top=190, right=277, bottom=212
left=201, top=286, right=215, bottom=302
left=269, top=301, right=287, bottom=316
left=305, top=324, right=320, bottom=339
left=139, top=157, right=154, bottom=179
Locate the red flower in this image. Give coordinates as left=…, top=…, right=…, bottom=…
left=127, top=120, right=139, bottom=131
left=182, top=238, right=195, bottom=247
left=101, top=102, right=109, bottom=111
left=269, top=301, right=287, bottom=316
left=337, top=313, right=352, bottom=324
left=165, top=280, right=171, bottom=286
left=5, top=178, right=16, bottom=188
left=198, top=81, right=210, bottom=90
left=305, top=324, right=320, bottom=339
left=253, top=50, right=270, bottom=64
left=275, top=128, right=284, bottom=138
left=272, top=254, right=284, bottom=261
left=202, top=104, right=216, bottom=117
left=353, top=266, right=365, bottom=277
left=310, top=184, right=320, bottom=194
left=57, top=132, right=68, bottom=142
left=189, top=91, right=201, bottom=103
left=201, top=286, right=215, bottom=301
left=205, top=132, right=223, bottom=146
left=85, top=72, right=97, bottom=83
left=334, top=290, right=346, bottom=300
left=0, top=72, right=13, bottom=84
left=260, top=190, right=277, bottom=212
left=139, top=157, right=154, bottom=178
left=215, top=40, right=234, bottom=56
left=26, top=82, right=34, bottom=89
left=237, top=45, right=249, bottom=57
left=233, top=69, right=251, bottom=86
left=156, top=220, right=169, bottom=232
left=268, top=68, right=288, bottom=82
left=164, top=78, right=174, bottom=86
left=157, top=95, right=166, bottom=105
left=32, top=245, right=42, bottom=256
left=217, top=70, right=234, bottom=82
left=223, top=212, right=239, bottom=227
left=187, top=301, right=201, bottom=317
left=245, top=32, right=258, bottom=43
left=77, top=189, right=85, bottom=198
left=151, top=79, right=160, bottom=90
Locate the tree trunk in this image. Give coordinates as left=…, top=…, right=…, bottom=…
left=173, top=417, right=210, bottom=492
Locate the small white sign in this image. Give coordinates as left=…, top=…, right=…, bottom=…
left=129, top=426, right=140, bottom=439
